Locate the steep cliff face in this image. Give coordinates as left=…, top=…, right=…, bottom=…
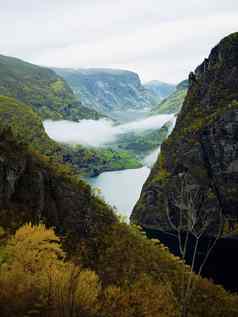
left=0, top=130, right=116, bottom=242
left=0, top=54, right=101, bottom=120
left=131, top=33, right=238, bottom=230
left=54, top=68, right=157, bottom=114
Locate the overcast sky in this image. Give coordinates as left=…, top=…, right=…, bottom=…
left=0, top=0, right=237, bottom=83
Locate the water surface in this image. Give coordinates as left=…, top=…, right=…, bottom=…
left=86, top=166, right=150, bottom=219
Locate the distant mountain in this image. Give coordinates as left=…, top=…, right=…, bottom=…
left=144, top=81, right=176, bottom=101
left=54, top=68, right=157, bottom=114
left=151, top=79, right=188, bottom=114
left=0, top=54, right=102, bottom=120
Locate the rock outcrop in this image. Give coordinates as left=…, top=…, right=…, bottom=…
left=131, top=33, right=238, bottom=231
left=0, top=130, right=116, bottom=242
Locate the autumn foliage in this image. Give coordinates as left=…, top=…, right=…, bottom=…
left=0, top=224, right=100, bottom=316
left=0, top=223, right=237, bottom=317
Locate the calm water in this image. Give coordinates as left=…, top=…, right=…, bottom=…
left=85, top=116, right=176, bottom=219
left=86, top=166, right=151, bottom=220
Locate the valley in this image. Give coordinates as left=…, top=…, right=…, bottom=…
left=0, top=25, right=238, bottom=316
left=44, top=111, right=175, bottom=217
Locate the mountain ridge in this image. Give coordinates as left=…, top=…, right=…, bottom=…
left=0, top=54, right=102, bottom=121
left=54, top=67, right=160, bottom=115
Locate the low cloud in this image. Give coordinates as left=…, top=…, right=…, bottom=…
left=44, top=114, right=174, bottom=147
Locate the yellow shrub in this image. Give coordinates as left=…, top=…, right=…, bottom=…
left=0, top=223, right=101, bottom=317
left=102, top=275, right=179, bottom=317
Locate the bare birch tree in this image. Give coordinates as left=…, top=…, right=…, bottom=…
left=166, top=173, right=224, bottom=317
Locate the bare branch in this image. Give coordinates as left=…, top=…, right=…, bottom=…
left=165, top=172, right=224, bottom=317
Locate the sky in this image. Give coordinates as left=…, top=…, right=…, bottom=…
left=0, top=0, right=238, bottom=83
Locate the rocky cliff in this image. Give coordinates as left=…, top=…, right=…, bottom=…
left=131, top=33, right=238, bottom=231
left=54, top=68, right=157, bottom=115
left=0, top=129, right=116, bottom=243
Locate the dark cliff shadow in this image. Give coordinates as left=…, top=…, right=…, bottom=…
left=143, top=226, right=238, bottom=292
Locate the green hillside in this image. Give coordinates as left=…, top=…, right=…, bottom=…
left=151, top=80, right=188, bottom=114
left=0, top=96, right=141, bottom=176
left=0, top=96, right=62, bottom=157
left=0, top=54, right=101, bottom=120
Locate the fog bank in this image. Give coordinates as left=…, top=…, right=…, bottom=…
left=44, top=114, right=174, bottom=147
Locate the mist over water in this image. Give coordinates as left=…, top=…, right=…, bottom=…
left=43, top=114, right=176, bottom=218
left=43, top=114, right=174, bottom=147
